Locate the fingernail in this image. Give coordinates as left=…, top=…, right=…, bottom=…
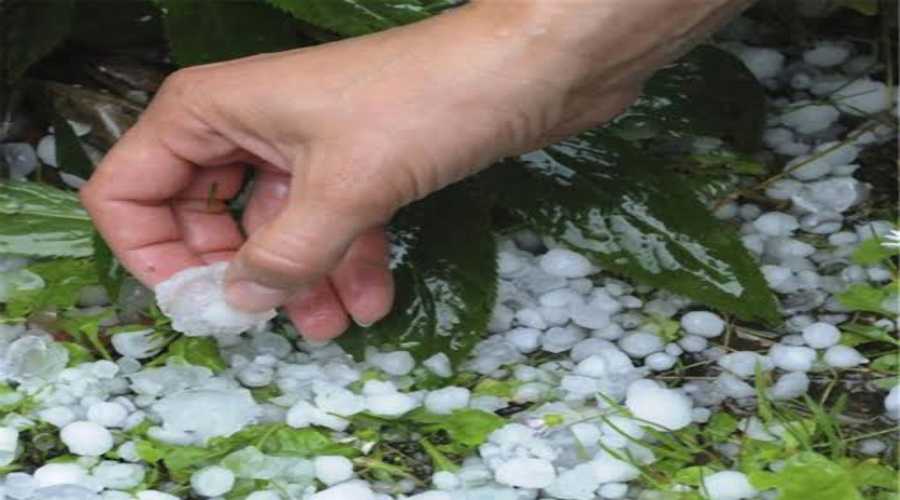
left=353, top=318, right=374, bottom=328
left=225, top=280, right=293, bottom=312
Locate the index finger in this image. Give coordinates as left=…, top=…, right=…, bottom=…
left=80, top=116, right=243, bottom=287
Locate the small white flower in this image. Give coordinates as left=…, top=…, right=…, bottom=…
left=882, top=229, right=900, bottom=249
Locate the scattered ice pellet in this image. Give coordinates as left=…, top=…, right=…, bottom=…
left=36, top=135, right=58, bottom=167
left=538, top=249, right=593, bottom=278
left=424, top=387, right=470, bottom=415
left=310, top=482, right=375, bottom=500
left=155, top=262, right=276, bottom=337
left=832, top=78, right=892, bottom=116
left=1, top=143, right=39, bottom=179
left=803, top=41, right=852, bottom=67
left=886, top=386, right=900, bottom=420
left=779, top=102, right=840, bottom=134
left=0, top=427, right=19, bottom=466
left=718, top=352, right=773, bottom=378
left=801, top=322, right=841, bottom=349
left=752, top=212, right=799, bottom=237
left=625, top=383, right=692, bottom=430
left=701, top=470, right=758, bottom=500
left=494, top=458, right=556, bottom=488
left=858, top=438, right=887, bottom=456
left=770, top=372, right=810, bottom=400
left=191, top=466, right=235, bottom=497
left=315, top=456, right=355, bottom=486
left=680, top=311, right=726, bottom=338
left=423, top=353, right=453, bottom=378
left=591, top=454, right=640, bottom=484
left=34, top=463, right=88, bottom=488
left=110, top=329, right=167, bottom=359
left=618, top=332, right=664, bottom=358
left=367, top=350, right=415, bottom=376
left=87, top=402, right=129, bottom=428
left=92, top=461, right=145, bottom=490
left=60, top=421, right=114, bottom=456
left=153, top=389, right=260, bottom=443
left=823, top=345, right=868, bottom=368
left=734, top=46, right=785, bottom=81
left=769, top=344, right=817, bottom=372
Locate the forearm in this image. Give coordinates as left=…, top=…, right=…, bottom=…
left=459, top=0, right=753, bottom=92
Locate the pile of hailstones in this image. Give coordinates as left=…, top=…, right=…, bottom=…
left=1, top=29, right=899, bottom=500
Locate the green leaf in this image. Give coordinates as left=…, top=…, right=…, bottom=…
left=870, top=353, right=899, bottom=373
left=421, top=439, right=459, bottom=472
left=674, top=465, right=716, bottom=486
left=158, top=0, right=300, bottom=66
left=51, top=106, right=94, bottom=179
left=340, top=188, right=498, bottom=362
left=843, top=459, right=899, bottom=490
left=840, top=323, right=899, bottom=348
left=137, top=424, right=356, bottom=471
left=705, top=413, right=738, bottom=443
left=487, top=132, right=779, bottom=323
left=60, top=342, right=94, bottom=366
left=473, top=379, right=522, bottom=398
left=58, top=309, right=115, bottom=360
left=162, top=337, right=227, bottom=373
left=0, top=181, right=94, bottom=258
left=608, top=46, right=765, bottom=151
left=6, top=258, right=98, bottom=318
left=413, top=409, right=505, bottom=448
left=835, top=284, right=892, bottom=314
left=2, top=0, right=73, bottom=84
left=257, top=425, right=357, bottom=458
left=851, top=237, right=898, bottom=265
left=267, top=0, right=453, bottom=37
left=749, top=452, right=862, bottom=500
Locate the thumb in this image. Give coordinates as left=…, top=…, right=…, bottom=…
left=225, top=188, right=388, bottom=312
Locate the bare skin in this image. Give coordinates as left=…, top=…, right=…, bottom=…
left=81, top=0, right=750, bottom=341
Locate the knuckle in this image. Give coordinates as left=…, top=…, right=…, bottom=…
left=158, top=67, right=210, bottom=103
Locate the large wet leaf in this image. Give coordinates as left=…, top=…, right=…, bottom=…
left=0, top=181, right=93, bottom=257
left=487, top=131, right=779, bottom=323
left=339, top=188, right=497, bottom=363
left=749, top=452, right=863, bottom=500
left=158, top=0, right=300, bottom=66
left=2, top=0, right=73, bottom=84
left=608, top=45, right=765, bottom=152
left=268, top=0, right=455, bottom=37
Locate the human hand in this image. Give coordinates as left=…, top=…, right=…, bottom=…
left=81, top=0, right=747, bottom=340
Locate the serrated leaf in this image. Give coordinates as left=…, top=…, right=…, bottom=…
left=267, top=0, right=454, bottom=37
left=158, top=0, right=300, bottom=66
left=2, top=0, right=73, bottom=84
left=608, top=46, right=765, bottom=151
left=487, top=131, right=779, bottom=323
left=339, top=188, right=497, bottom=362
left=0, top=181, right=93, bottom=257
